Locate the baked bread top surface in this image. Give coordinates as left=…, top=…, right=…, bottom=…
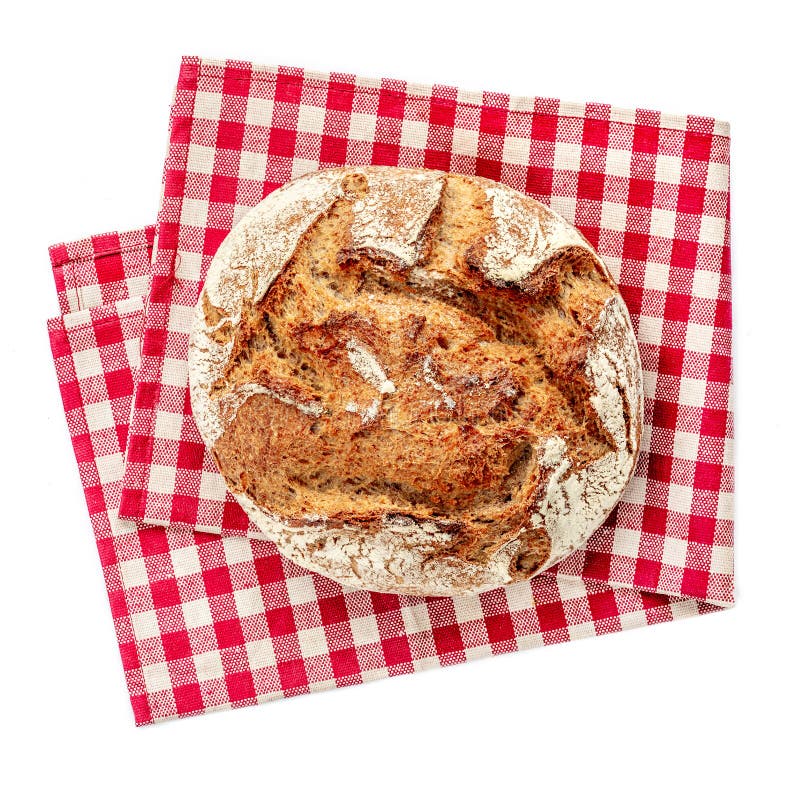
left=189, top=166, right=643, bottom=596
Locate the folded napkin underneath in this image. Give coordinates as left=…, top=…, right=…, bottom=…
left=48, top=228, right=725, bottom=723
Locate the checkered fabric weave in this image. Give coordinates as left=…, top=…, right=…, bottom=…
left=119, top=56, right=734, bottom=606
left=47, top=56, right=734, bottom=724
left=50, top=226, right=155, bottom=315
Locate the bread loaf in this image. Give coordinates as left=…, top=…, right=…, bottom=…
left=188, top=166, right=643, bottom=596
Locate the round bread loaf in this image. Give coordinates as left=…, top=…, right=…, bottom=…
left=188, top=166, right=643, bottom=596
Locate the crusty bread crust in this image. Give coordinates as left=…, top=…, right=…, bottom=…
left=188, top=167, right=643, bottom=596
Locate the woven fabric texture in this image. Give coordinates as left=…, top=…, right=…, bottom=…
left=120, top=57, right=734, bottom=606
left=48, top=56, right=733, bottom=724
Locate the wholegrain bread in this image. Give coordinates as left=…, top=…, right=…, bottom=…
left=188, top=166, right=643, bottom=596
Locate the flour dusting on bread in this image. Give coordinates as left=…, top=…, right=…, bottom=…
left=532, top=296, right=642, bottom=567
left=479, top=185, right=587, bottom=286
left=190, top=171, right=345, bottom=444
left=346, top=338, right=396, bottom=395
left=188, top=166, right=643, bottom=596
left=349, top=170, right=445, bottom=266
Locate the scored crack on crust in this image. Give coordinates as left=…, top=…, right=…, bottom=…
left=188, top=166, right=643, bottom=596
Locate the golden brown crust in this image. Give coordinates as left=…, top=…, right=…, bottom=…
left=188, top=167, right=642, bottom=595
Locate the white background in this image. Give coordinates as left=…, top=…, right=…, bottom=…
left=1, top=1, right=798, bottom=797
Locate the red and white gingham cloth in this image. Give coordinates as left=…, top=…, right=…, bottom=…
left=48, top=56, right=733, bottom=725
left=50, top=226, right=155, bottom=315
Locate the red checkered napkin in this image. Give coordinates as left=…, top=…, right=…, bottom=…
left=47, top=57, right=734, bottom=724
left=51, top=226, right=155, bottom=315
left=119, top=56, right=734, bottom=606
left=48, top=233, right=721, bottom=724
